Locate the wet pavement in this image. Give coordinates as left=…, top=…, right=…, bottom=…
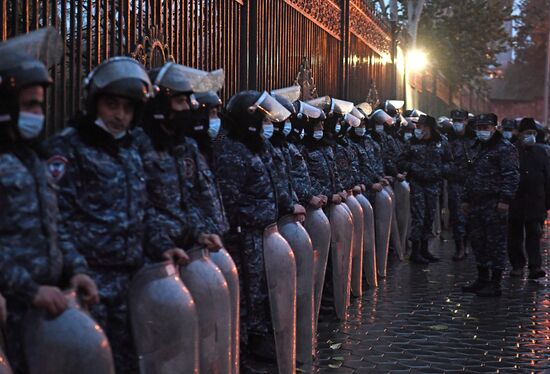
left=307, top=226, right=550, bottom=373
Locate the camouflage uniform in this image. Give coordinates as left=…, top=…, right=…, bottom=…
left=45, top=121, right=173, bottom=373
left=349, top=136, right=382, bottom=190
left=0, top=146, right=88, bottom=373
left=300, top=142, right=344, bottom=198
left=398, top=136, right=449, bottom=241
left=364, top=134, right=386, bottom=180
left=371, top=131, right=401, bottom=177
left=287, top=142, right=314, bottom=207
left=213, top=136, right=278, bottom=342
left=464, top=132, right=520, bottom=270
left=262, top=140, right=297, bottom=216
left=445, top=135, right=476, bottom=240
left=333, top=137, right=361, bottom=190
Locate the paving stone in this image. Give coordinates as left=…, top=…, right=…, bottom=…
left=308, top=226, right=550, bottom=373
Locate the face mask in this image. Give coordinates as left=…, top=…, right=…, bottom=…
left=300, top=129, right=305, bottom=139
left=375, top=125, right=385, bottom=134
left=452, top=122, right=464, bottom=133
left=522, top=134, right=536, bottom=146
left=414, top=128, right=424, bottom=140
left=283, top=121, right=292, bottom=136
left=334, top=124, right=342, bottom=134
left=404, top=132, right=413, bottom=141
left=208, top=118, right=221, bottom=139
left=503, top=131, right=513, bottom=140
left=17, top=112, right=45, bottom=139
left=313, top=130, right=324, bottom=140
left=355, top=128, right=366, bottom=137
left=476, top=130, right=493, bottom=142
left=262, top=123, right=274, bottom=139
left=95, top=117, right=126, bottom=139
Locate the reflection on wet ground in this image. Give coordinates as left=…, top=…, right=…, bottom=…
left=307, top=227, right=550, bottom=373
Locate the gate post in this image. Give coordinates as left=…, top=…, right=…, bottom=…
left=339, top=0, right=350, bottom=99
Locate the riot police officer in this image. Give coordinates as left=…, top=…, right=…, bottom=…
left=501, top=118, right=519, bottom=144
left=446, top=109, right=476, bottom=261
left=398, top=115, right=449, bottom=264
left=214, top=90, right=290, bottom=368
left=46, top=57, right=188, bottom=373
left=0, top=51, right=97, bottom=372
left=462, top=113, right=520, bottom=297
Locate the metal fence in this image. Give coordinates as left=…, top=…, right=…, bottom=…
left=1, top=0, right=394, bottom=135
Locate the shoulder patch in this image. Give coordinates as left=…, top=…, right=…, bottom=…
left=182, top=157, right=196, bottom=179
left=47, top=155, right=68, bottom=182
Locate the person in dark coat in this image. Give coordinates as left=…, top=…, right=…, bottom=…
left=398, top=115, right=449, bottom=264
left=508, top=118, right=550, bottom=279
left=462, top=113, right=520, bottom=297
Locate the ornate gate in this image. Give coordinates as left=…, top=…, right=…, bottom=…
left=0, top=0, right=393, bottom=135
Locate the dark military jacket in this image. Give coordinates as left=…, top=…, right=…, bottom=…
left=300, top=140, right=344, bottom=198
left=0, top=146, right=87, bottom=302
left=371, top=130, right=401, bottom=176
left=134, top=127, right=206, bottom=249
left=464, top=131, right=520, bottom=204
left=263, top=140, right=295, bottom=217
left=214, top=136, right=278, bottom=231
left=349, top=135, right=380, bottom=190
left=398, top=134, right=450, bottom=187
left=287, top=142, right=313, bottom=206
left=45, top=121, right=172, bottom=269
left=445, top=135, right=476, bottom=183
left=364, top=134, right=386, bottom=178
left=333, top=137, right=361, bottom=191
left=174, top=136, right=230, bottom=236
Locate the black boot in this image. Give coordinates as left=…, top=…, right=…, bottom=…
left=452, top=238, right=466, bottom=261
left=420, top=240, right=439, bottom=262
left=462, top=266, right=490, bottom=293
left=410, top=241, right=429, bottom=264
left=477, top=268, right=503, bottom=297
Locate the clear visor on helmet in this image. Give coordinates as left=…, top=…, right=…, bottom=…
left=371, top=109, right=393, bottom=125
left=179, top=66, right=225, bottom=93
left=299, top=101, right=323, bottom=119
left=388, top=100, right=405, bottom=110
left=356, top=102, right=373, bottom=116
left=330, top=98, right=354, bottom=115
left=87, top=57, right=152, bottom=93
left=0, top=27, right=63, bottom=68
left=249, top=91, right=292, bottom=123
left=270, top=85, right=301, bottom=103
left=350, top=107, right=365, bottom=120
left=307, top=96, right=332, bottom=112
left=437, top=116, right=451, bottom=126
left=344, top=113, right=361, bottom=127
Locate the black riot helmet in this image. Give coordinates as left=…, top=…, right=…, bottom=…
left=501, top=118, right=517, bottom=131
left=0, top=52, right=52, bottom=129
left=224, top=90, right=291, bottom=152
left=83, top=56, right=152, bottom=117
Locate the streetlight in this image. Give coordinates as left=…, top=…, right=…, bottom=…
left=407, top=49, right=428, bottom=72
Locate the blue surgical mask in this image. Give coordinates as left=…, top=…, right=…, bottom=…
left=414, top=128, right=424, bottom=140
left=313, top=130, right=324, bottom=140
left=95, top=117, right=126, bottom=139
left=375, top=125, right=385, bottom=134
left=452, top=122, right=464, bottom=133
left=476, top=130, right=492, bottom=142
left=522, top=134, right=536, bottom=146
left=334, top=124, right=342, bottom=134
left=503, top=131, right=513, bottom=140
left=355, top=128, right=366, bottom=137
left=262, top=123, right=274, bottom=139
left=404, top=132, right=413, bottom=141
left=283, top=121, right=292, bottom=136
left=208, top=118, right=221, bottom=139
left=18, top=112, right=45, bottom=139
